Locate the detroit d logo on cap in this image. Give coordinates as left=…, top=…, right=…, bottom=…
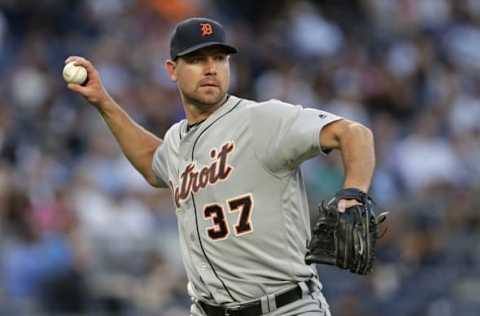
left=200, top=23, right=213, bottom=36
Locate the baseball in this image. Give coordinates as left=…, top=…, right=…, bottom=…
left=62, top=62, right=87, bottom=85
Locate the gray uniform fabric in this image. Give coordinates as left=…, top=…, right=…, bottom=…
left=152, top=95, right=341, bottom=314
left=190, top=277, right=332, bottom=316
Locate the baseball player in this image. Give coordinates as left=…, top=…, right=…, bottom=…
left=66, top=17, right=375, bottom=316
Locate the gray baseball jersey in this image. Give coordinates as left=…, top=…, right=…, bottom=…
left=152, top=95, right=342, bottom=305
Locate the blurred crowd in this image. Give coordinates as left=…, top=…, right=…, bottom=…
left=0, top=0, right=479, bottom=315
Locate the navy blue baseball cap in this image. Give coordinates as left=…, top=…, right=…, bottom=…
left=170, top=17, right=238, bottom=60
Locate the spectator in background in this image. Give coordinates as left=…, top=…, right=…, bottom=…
left=0, top=187, right=89, bottom=314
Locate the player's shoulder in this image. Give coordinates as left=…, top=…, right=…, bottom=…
left=224, top=96, right=299, bottom=117
left=163, top=120, right=184, bottom=146
left=245, top=98, right=296, bottom=110
left=243, top=98, right=302, bottom=119
left=248, top=98, right=306, bottom=113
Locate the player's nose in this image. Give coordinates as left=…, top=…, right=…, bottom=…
left=204, top=57, right=217, bottom=75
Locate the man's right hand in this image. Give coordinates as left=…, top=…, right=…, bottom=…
left=64, top=56, right=113, bottom=109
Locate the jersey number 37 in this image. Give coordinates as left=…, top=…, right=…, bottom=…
left=203, top=193, right=254, bottom=240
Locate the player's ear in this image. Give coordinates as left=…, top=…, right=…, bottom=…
left=165, top=59, right=177, bottom=81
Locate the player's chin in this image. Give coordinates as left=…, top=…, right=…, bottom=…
left=195, top=88, right=225, bottom=105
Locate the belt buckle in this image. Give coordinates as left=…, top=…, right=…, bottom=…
left=224, top=304, right=242, bottom=316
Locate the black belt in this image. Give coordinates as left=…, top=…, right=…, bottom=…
left=199, top=284, right=304, bottom=316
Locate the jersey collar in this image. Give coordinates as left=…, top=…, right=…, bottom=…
left=180, top=94, right=241, bottom=138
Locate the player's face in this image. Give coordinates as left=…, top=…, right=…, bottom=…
left=167, top=47, right=230, bottom=107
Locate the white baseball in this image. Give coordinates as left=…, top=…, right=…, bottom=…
left=62, top=62, right=88, bottom=84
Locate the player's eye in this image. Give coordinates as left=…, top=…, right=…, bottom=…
left=191, top=57, right=203, bottom=63
left=214, top=54, right=226, bottom=62
left=185, top=56, right=203, bottom=64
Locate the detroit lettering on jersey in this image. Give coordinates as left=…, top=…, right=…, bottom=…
left=172, top=142, right=235, bottom=207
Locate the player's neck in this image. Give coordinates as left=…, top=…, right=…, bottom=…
left=182, top=94, right=229, bottom=124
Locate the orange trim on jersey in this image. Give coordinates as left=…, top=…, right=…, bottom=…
left=174, top=142, right=235, bottom=207
left=228, top=193, right=254, bottom=236
left=203, top=203, right=230, bottom=241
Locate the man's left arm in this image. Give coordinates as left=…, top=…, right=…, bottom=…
left=319, top=119, right=375, bottom=211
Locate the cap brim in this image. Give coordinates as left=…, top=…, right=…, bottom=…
left=175, top=42, right=238, bottom=58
